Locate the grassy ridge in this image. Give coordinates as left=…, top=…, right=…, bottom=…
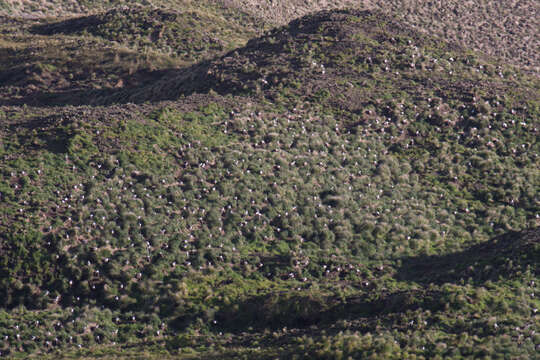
left=2, top=0, right=538, bottom=71
left=0, top=2, right=264, bottom=106
left=31, top=4, right=264, bottom=62
left=0, top=4, right=538, bottom=360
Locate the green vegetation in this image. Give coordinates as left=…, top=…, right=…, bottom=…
left=31, top=4, right=263, bottom=63
left=0, top=3, right=538, bottom=359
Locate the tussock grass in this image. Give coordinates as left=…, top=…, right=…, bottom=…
left=0, top=4, right=538, bottom=360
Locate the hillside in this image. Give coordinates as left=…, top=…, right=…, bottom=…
left=225, top=0, right=540, bottom=73
left=0, top=1, right=265, bottom=106
left=0, top=3, right=539, bottom=360
left=2, top=0, right=538, bottom=73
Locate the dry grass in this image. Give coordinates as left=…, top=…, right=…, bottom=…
left=221, top=0, right=539, bottom=72
left=2, top=1, right=537, bottom=71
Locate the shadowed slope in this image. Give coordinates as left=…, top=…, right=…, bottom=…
left=0, top=3, right=263, bottom=106
left=397, top=227, right=540, bottom=285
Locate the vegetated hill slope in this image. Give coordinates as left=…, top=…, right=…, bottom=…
left=226, top=0, right=540, bottom=72
left=0, top=26, right=179, bottom=106
left=0, top=8, right=539, bottom=360
left=0, top=3, right=264, bottom=106
left=2, top=0, right=538, bottom=72
left=30, top=4, right=263, bottom=62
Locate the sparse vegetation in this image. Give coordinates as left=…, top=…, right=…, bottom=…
left=0, top=1, right=538, bottom=359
